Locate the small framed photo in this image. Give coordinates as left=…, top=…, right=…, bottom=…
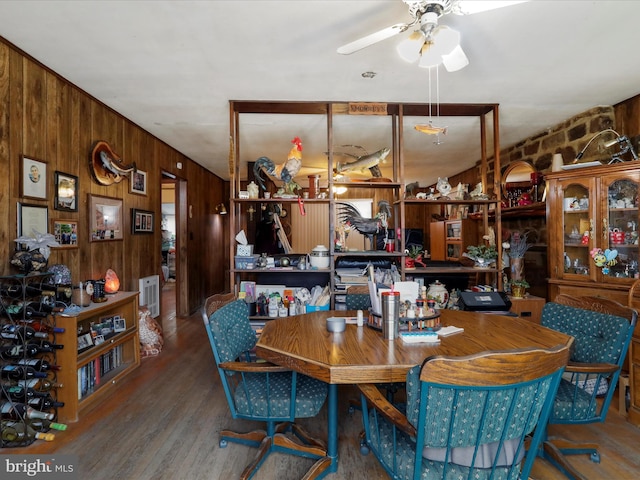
left=17, top=203, right=48, bottom=239
left=131, top=208, right=154, bottom=234
left=21, top=155, right=48, bottom=200
left=54, top=171, right=79, bottom=212
left=113, top=316, right=126, bottom=332
left=94, top=335, right=105, bottom=346
left=52, top=220, right=78, bottom=248
left=89, top=194, right=123, bottom=241
left=130, top=169, right=147, bottom=195
left=77, top=333, right=93, bottom=351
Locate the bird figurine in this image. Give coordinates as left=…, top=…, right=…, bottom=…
left=337, top=200, right=391, bottom=250
left=254, top=137, right=303, bottom=195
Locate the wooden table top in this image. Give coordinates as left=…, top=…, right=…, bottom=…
left=255, top=310, right=573, bottom=385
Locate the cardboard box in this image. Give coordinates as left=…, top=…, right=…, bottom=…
left=236, top=244, right=254, bottom=256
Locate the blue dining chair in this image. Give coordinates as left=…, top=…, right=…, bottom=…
left=537, top=294, right=637, bottom=480
left=359, top=346, right=571, bottom=480
left=202, top=296, right=329, bottom=479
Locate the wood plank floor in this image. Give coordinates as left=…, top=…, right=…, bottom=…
left=6, top=283, right=640, bottom=479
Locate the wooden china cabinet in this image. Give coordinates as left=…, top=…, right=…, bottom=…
left=546, top=161, right=640, bottom=426
left=546, top=162, right=640, bottom=303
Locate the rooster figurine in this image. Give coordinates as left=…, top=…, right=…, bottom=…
left=337, top=200, right=391, bottom=250
left=254, top=137, right=303, bottom=195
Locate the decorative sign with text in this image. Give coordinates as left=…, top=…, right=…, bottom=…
left=348, top=103, right=388, bottom=115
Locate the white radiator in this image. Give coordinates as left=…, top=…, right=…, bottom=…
left=139, top=275, right=160, bottom=318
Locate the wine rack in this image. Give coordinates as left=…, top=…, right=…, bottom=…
left=0, top=273, right=63, bottom=448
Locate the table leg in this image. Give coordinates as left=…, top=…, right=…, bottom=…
left=327, top=383, right=338, bottom=473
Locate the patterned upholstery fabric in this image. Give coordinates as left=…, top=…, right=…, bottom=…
left=541, top=302, right=630, bottom=364
left=208, top=300, right=256, bottom=363
left=207, top=299, right=326, bottom=420
left=541, top=302, right=631, bottom=422
left=234, top=372, right=327, bottom=418
left=345, top=293, right=372, bottom=310
left=366, top=364, right=555, bottom=480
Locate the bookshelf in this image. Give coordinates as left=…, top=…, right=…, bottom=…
left=55, top=291, right=139, bottom=422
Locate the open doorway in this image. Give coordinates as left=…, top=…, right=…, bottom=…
left=161, top=175, right=177, bottom=318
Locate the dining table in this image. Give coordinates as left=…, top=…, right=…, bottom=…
left=255, top=308, right=573, bottom=478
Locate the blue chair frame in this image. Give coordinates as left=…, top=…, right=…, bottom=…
left=537, top=294, right=637, bottom=480
left=359, top=346, right=571, bottom=480
left=202, top=296, right=329, bottom=479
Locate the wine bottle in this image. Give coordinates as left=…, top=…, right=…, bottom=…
left=0, top=343, right=57, bottom=360
left=20, top=320, right=65, bottom=334
left=0, top=284, right=56, bottom=299
left=0, top=400, right=55, bottom=420
left=27, top=417, right=67, bottom=432
left=0, top=325, right=48, bottom=342
left=1, top=420, right=55, bottom=442
left=28, top=338, right=64, bottom=350
left=2, top=384, right=50, bottom=401
left=20, top=378, right=63, bottom=392
left=27, top=395, right=64, bottom=410
left=0, top=365, right=47, bottom=380
left=16, top=358, right=61, bottom=372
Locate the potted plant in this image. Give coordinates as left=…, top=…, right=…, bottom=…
left=508, top=278, right=530, bottom=298
left=405, top=245, right=426, bottom=269
left=464, top=244, right=498, bottom=268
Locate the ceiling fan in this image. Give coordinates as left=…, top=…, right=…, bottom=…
left=337, top=0, right=525, bottom=71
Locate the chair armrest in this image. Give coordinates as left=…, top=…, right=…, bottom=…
left=219, top=360, right=291, bottom=373
left=358, top=383, right=416, bottom=437
left=566, top=361, right=619, bottom=375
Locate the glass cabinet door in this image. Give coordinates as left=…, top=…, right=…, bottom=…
left=561, top=180, right=594, bottom=280
left=603, top=176, right=640, bottom=280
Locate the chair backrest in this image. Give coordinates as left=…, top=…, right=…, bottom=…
left=345, top=285, right=372, bottom=310
left=541, top=294, right=637, bottom=424
left=203, top=292, right=237, bottom=318
left=405, top=346, right=570, bottom=478
left=202, top=299, right=256, bottom=365
left=628, top=278, right=640, bottom=310
left=543, top=295, right=635, bottom=366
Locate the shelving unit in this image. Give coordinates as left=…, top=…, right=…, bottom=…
left=55, top=291, right=139, bottom=423
left=229, top=100, right=502, bottom=307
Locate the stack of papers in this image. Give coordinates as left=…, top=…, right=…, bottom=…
left=438, top=326, right=465, bottom=336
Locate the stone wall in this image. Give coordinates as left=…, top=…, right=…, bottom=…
left=501, top=106, right=617, bottom=174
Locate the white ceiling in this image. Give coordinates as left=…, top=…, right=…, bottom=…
left=1, top=1, right=639, bottom=186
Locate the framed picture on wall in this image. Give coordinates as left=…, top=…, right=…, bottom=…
left=17, top=203, right=48, bottom=238
left=54, top=171, right=79, bottom=212
left=20, top=155, right=48, bottom=200
left=131, top=208, right=154, bottom=234
left=89, top=194, right=123, bottom=241
left=130, top=169, right=147, bottom=195
left=52, top=219, right=78, bottom=248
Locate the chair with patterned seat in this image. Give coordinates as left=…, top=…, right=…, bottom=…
left=202, top=297, right=330, bottom=479
left=537, top=294, right=637, bottom=480
left=359, top=345, right=571, bottom=480
left=345, top=284, right=372, bottom=311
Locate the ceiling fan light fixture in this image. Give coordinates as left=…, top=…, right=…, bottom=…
left=417, top=25, right=462, bottom=69
left=441, top=44, right=469, bottom=71
left=397, top=30, right=426, bottom=63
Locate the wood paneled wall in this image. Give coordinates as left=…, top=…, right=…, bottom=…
left=0, top=38, right=228, bottom=314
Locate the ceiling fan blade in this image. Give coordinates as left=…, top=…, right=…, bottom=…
left=337, top=23, right=410, bottom=55
left=453, top=0, right=528, bottom=15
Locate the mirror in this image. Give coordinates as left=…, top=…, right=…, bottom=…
left=502, top=161, right=537, bottom=205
